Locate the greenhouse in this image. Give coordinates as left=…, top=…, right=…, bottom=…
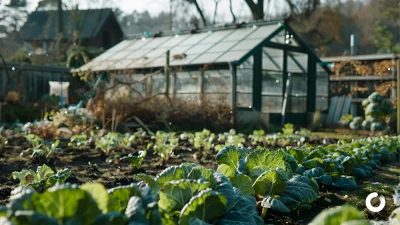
left=75, top=20, right=330, bottom=126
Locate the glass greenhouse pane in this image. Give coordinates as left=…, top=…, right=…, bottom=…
left=175, top=72, right=200, bottom=93
left=142, top=36, right=173, bottom=49
left=290, top=73, right=307, bottom=95
left=77, top=60, right=98, bottom=71
left=230, top=39, right=261, bottom=51
left=125, top=49, right=152, bottom=59
left=145, top=56, right=165, bottom=68
left=236, top=56, right=253, bottom=107
left=159, top=35, right=191, bottom=48
left=170, top=45, right=192, bottom=55
left=126, top=38, right=152, bottom=50
left=247, top=24, right=279, bottom=39
left=203, top=70, right=231, bottom=93
left=170, top=54, right=199, bottom=66
left=262, top=73, right=282, bottom=95
left=287, top=52, right=307, bottom=73
left=190, top=53, right=223, bottom=64
left=179, top=32, right=211, bottom=46
left=263, top=48, right=283, bottom=73
left=185, top=43, right=214, bottom=54
left=175, top=93, right=201, bottom=103
left=289, top=96, right=306, bottom=113
left=109, top=59, right=136, bottom=70
left=206, top=41, right=238, bottom=53
left=91, top=60, right=115, bottom=71
left=270, top=29, right=300, bottom=47
left=199, top=30, right=233, bottom=44
left=224, top=27, right=257, bottom=41
left=151, top=73, right=165, bottom=94
left=237, top=93, right=252, bottom=107
left=216, top=50, right=248, bottom=62
left=316, top=97, right=328, bottom=111
left=108, top=40, right=135, bottom=52
left=261, top=96, right=282, bottom=113
left=93, top=50, right=118, bottom=61
left=204, top=93, right=230, bottom=105
left=108, top=51, right=132, bottom=60
left=145, top=47, right=169, bottom=58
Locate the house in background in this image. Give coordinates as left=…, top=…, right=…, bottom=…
left=19, top=8, right=123, bottom=55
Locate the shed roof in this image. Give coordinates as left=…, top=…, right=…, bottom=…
left=20, top=8, right=115, bottom=41
left=76, top=21, right=328, bottom=73
left=321, top=53, right=399, bottom=62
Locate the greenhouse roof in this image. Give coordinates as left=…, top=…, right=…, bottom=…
left=76, top=21, right=327, bottom=73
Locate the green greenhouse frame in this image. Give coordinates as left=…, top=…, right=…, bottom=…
left=76, top=20, right=331, bottom=127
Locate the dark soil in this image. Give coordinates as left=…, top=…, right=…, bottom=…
left=1, top=135, right=398, bottom=225
left=0, top=138, right=218, bottom=205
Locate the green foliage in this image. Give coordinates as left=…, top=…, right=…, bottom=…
left=68, top=134, right=89, bottom=149
left=12, top=164, right=71, bottom=192
left=107, top=151, right=147, bottom=170
left=11, top=48, right=31, bottom=63
left=1, top=183, right=162, bottom=225
left=40, top=94, right=60, bottom=107
left=138, top=163, right=264, bottom=225
left=339, top=114, right=353, bottom=127
left=148, top=131, right=179, bottom=162
left=309, top=205, right=369, bottom=225
left=282, top=123, right=294, bottom=135
left=21, top=134, right=61, bottom=158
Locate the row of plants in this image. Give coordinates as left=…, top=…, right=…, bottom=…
left=214, top=135, right=398, bottom=215
left=14, top=124, right=314, bottom=163
left=3, top=135, right=399, bottom=224
left=340, top=92, right=395, bottom=132
left=3, top=163, right=263, bottom=225
left=309, top=185, right=400, bottom=225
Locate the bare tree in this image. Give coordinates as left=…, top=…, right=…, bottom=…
left=229, top=0, right=236, bottom=23
left=184, top=0, right=207, bottom=27
left=212, top=0, right=221, bottom=24
left=244, top=0, right=264, bottom=20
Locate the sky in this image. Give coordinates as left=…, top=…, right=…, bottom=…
left=1, top=0, right=288, bottom=20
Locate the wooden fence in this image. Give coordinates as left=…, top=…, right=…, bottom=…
left=0, top=62, right=88, bottom=103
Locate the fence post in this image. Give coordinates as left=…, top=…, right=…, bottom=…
left=164, top=51, right=170, bottom=97
left=397, top=59, right=400, bottom=134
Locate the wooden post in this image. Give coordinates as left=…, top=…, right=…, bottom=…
left=200, top=70, right=205, bottom=106
left=164, top=51, right=170, bottom=96
left=171, top=71, right=176, bottom=102
left=111, top=108, right=116, bottom=132
left=397, top=59, right=400, bottom=134
left=281, top=73, right=292, bottom=126
left=102, top=108, right=105, bottom=129
left=230, top=62, right=237, bottom=127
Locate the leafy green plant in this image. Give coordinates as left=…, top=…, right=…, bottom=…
left=148, top=131, right=179, bottom=162
left=339, top=114, right=354, bottom=127
left=138, top=163, right=264, bottom=225
left=362, top=92, right=394, bottom=131
left=0, top=182, right=162, bottom=225
left=215, top=146, right=319, bottom=216
left=282, top=123, right=294, bottom=135
left=12, top=164, right=71, bottom=192
left=106, top=150, right=147, bottom=170
left=193, top=129, right=215, bottom=151
left=95, top=137, right=116, bottom=154
left=21, top=134, right=61, bottom=158
left=68, top=134, right=90, bottom=149
left=249, top=130, right=266, bottom=146
left=309, top=205, right=369, bottom=225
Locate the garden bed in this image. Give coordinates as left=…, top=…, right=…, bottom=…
left=0, top=130, right=399, bottom=224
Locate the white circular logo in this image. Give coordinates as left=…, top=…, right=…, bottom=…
left=365, top=192, right=385, bottom=212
